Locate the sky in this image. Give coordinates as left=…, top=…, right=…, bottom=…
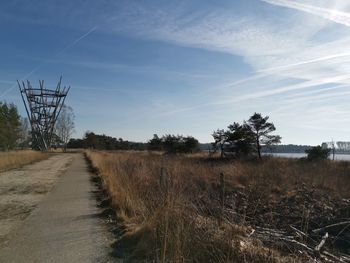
left=1, top=0, right=350, bottom=144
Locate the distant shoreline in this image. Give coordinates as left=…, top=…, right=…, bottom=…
left=264, top=152, right=350, bottom=161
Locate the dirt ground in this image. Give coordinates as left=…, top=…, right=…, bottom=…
left=0, top=154, right=74, bottom=247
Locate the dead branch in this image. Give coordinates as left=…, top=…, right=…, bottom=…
left=315, top=232, right=328, bottom=252
left=253, top=226, right=349, bottom=263
left=313, top=221, right=350, bottom=234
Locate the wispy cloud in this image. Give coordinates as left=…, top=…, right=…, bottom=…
left=257, top=51, right=350, bottom=74
left=261, top=0, right=350, bottom=27
left=4, top=0, right=350, bottom=143
left=101, top=0, right=350, bottom=122
left=66, top=61, right=215, bottom=80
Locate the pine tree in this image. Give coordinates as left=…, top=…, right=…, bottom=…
left=245, top=113, right=281, bottom=159
left=0, top=102, right=21, bottom=150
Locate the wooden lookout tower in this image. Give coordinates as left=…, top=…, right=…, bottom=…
left=18, top=77, right=70, bottom=151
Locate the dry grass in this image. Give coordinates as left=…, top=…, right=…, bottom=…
left=86, top=150, right=350, bottom=262
left=0, top=150, right=50, bottom=171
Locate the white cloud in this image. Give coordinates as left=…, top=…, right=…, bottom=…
left=106, top=1, right=350, bottom=82
left=261, top=0, right=350, bottom=27
left=102, top=1, right=350, bottom=124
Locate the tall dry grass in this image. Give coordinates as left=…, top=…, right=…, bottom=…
left=86, top=150, right=350, bottom=262
left=0, top=150, right=49, bottom=171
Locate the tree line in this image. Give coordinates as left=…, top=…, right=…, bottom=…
left=68, top=112, right=334, bottom=161
left=212, top=113, right=281, bottom=159
left=321, top=141, right=350, bottom=153
left=68, top=112, right=281, bottom=157
left=0, top=99, right=332, bottom=160
left=68, top=133, right=200, bottom=153
left=68, top=132, right=146, bottom=150
left=210, top=112, right=332, bottom=161
left=0, top=99, right=201, bottom=154
left=262, top=144, right=312, bottom=153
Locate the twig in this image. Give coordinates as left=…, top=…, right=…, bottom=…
left=289, top=225, right=308, bottom=238
left=247, top=229, right=255, bottom=237
left=315, top=232, right=328, bottom=251
left=332, top=223, right=350, bottom=245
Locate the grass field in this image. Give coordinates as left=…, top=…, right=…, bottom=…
left=86, top=150, right=350, bottom=262
left=0, top=150, right=50, bottom=171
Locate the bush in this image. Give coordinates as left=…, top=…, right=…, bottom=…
left=305, top=146, right=330, bottom=161
left=148, top=134, right=200, bottom=154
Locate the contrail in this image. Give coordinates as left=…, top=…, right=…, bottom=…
left=0, top=26, right=97, bottom=99
left=262, top=0, right=350, bottom=28
left=54, top=26, right=97, bottom=58
left=158, top=73, right=350, bottom=117
left=258, top=51, right=350, bottom=74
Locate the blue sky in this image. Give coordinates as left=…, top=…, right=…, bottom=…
left=1, top=0, right=350, bottom=144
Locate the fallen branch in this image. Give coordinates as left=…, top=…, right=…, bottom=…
left=254, top=226, right=349, bottom=263
left=289, top=225, right=308, bottom=238
left=313, top=221, right=350, bottom=234
left=322, top=251, right=347, bottom=263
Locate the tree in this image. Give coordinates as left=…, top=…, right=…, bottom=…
left=0, top=102, right=21, bottom=151
left=226, top=122, right=255, bottom=157
left=55, top=105, right=75, bottom=151
left=212, top=129, right=227, bottom=158
left=148, top=134, right=199, bottom=154
left=67, top=138, right=84, bottom=148
left=183, top=136, right=199, bottom=153
left=148, top=134, right=163, bottom=151
left=212, top=123, right=255, bottom=158
left=305, top=146, right=330, bottom=161
left=162, top=134, right=180, bottom=154
left=245, top=113, right=281, bottom=159
left=83, top=132, right=97, bottom=149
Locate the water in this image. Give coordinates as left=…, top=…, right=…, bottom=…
left=264, top=152, right=350, bottom=161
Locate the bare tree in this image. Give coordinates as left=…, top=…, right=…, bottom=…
left=55, top=105, right=75, bottom=152
left=18, top=117, right=31, bottom=149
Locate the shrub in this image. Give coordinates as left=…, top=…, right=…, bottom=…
left=305, top=146, right=330, bottom=160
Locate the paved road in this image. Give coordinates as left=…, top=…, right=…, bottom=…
left=0, top=154, right=113, bottom=263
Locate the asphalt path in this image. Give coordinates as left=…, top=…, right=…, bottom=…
left=0, top=154, right=114, bottom=263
